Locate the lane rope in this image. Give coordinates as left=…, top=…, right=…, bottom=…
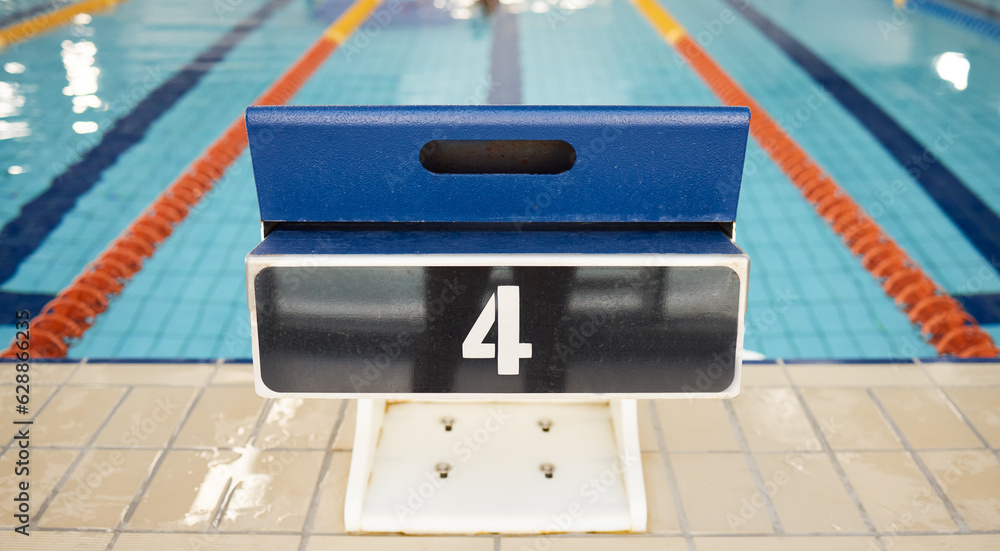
left=632, top=0, right=998, bottom=358
left=0, top=0, right=128, bottom=48
left=2, top=0, right=383, bottom=358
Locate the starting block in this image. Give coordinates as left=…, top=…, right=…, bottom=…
left=245, top=105, right=751, bottom=534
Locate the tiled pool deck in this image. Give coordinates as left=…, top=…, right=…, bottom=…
left=2, top=360, right=998, bottom=550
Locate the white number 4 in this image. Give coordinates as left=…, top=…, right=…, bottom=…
left=462, top=286, right=532, bottom=375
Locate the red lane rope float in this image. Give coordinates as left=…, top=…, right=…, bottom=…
left=1, top=0, right=383, bottom=359
left=670, top=33, right=998, bottom=358
left=630, top=0, right=996, bottom=358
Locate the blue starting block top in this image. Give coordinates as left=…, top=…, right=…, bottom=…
left=244, top=105, right=751, bottom=398
left=245, top=105, right=750, bottom=224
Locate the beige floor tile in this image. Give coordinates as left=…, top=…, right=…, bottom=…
left=0, top=384, right=56, bottom=420
left=218, top=449, right=325, bottom=532
left=786, top=364, right=932, bottom=387
left=69, top=363, right=213, bottom=385
left=0, top=530, right=112, bottom=549
left=873, top=388, right=981, bottom=449
left=800, top=388, right=902, bottom=450
left=637, top=400, right=658, bottom=452
left=642, top=452, right=681, bottom=533
left=113, top=532, right=301, bottom=550
left=753, top=453, right=867, bottom=533
left=333, top=400, right=357, bottom=451
left=256, top=398, right=343, bottom=449
left=730, top=388, right=817, bottom=452
left=311, top=452, right=352, bottom=533
left=40, top=449, right=158, bottom=529
left=0, top=448, right=78, bottom=528
left=886, top=534, right=1000, bottom=550
left=211, top=363, right=255, bottom=385
left=656, top=400, right=739, bottom=452
left=671, top=452, right=773, bottom=534
left=740, top=364, right=790, bottom=387
left=502, top=536, right=687, bottom=550
left=694, top=536, right=877, bottom=550
left=94, top=386, right=197, bottom=448
left=308, top=536, right=494, bottom=550
left=128, top=449, right=242, bottom=531
left=6, top=361, right=78, bottom=385
left=922, top=363, right=1000, bottom=387
left=836, top=451, right=956, bottom=532
left=32, top=386, right=127, bottom=446
left=174, top=386, right=267, bottom=448
left=944, top=388, right=1000, bottom=448
left=920, top=450, right=1000, bottom=531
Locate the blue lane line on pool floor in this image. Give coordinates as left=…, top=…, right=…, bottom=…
left=0, top=0, right=74, bottom=29
left=724, top=0, right=1000, bottom=315
left=487, top=6, right=522, bottom=105
left=957, top=293, right=1000, bottom=325
left=0, top=0, right=297, bottom=314
left=912, top=0, right=1000, bottom=40
left=939, top=0, right=1000, bottom=22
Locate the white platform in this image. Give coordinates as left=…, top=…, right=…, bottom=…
left=344, top=399, right=646, bottom=534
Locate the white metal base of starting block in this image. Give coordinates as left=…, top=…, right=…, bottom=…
left=343, top=399, right=646, bottom=534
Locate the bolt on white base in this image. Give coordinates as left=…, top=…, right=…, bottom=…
left=344, top=399, right=646, bottom=534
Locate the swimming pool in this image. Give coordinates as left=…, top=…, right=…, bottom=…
left=0, top=0, right=998, bottom=360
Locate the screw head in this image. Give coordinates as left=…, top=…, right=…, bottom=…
left=435, top=462, right=452, bottom=478
left=442, top=417, right=455, bottom=431
left=538, top=419, right=552, bottom=432
left=540, top=463, right=554, bottom=478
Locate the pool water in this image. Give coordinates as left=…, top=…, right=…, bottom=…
left=0, top=0, right=998, bottom=359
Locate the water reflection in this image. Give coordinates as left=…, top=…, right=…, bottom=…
left=933, top=52, right=970, bottom=91
left=61, top=39, right=102, bottom=113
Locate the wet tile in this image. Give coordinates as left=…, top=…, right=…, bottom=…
left=873, top=388, right=980, bottom=449
left=128, top=449, right=241, bottom=531
left=637, top=400, right=658, bottom=452
left=308, top=536, right=494, bottom=550
left=94, top=386, right=197, bottom=448
left=922, top=363, right=1000, bottom=387
left=0, top=384, right=56, bottom=421
left=800, top=388, right=902, bottom=450
left=41, top=449, right=158, bottom=529
left=174, top=386, right=267, bottom=448
left=786, top=364, right=932, bottom=387
left=670, top=452, right=773, bottom=534
left=836, top=451, right=956, bottom=532
left=754, top=453, right=867, bottom=533
left=311, top=452, right=352, bottom=534
left=740, top=364, right=789, bottom=387
left=730, top=388, right=818, bottom=452
left=944, top=388, right=1000, bottom=448
left=0, top=448, right=78, bottom=528
left=69, top=363, right=213, bottom=385
left=256, top=398, right=343, bottom=449
left=0, top=530, right=112, bottom=550
left=642, top=452, right=681, bottom=533
left=694, top=536, right=876, bottom=550
left=113, top=532, right=301, bottom=550
left=333, top=400, right=357, bottom=451
left=656, top=399, right=739, bottom=452
left=920, top=450, right=1000, bottom=531
left=218, top=449, right=325, bottom=532
left=886, top=534, right=1000, bottom=550
left=501, top=537, right=687, bottom=550
left=32, top=386, right=128, bottom=446
left=212, top=363, right=255, bottom=385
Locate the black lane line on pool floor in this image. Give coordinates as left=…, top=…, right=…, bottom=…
left=488, top=5, right=523, bottom=105
left=724, top=0, right=1000, bottom=324
left=0, top=0, right=298, bottom=316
